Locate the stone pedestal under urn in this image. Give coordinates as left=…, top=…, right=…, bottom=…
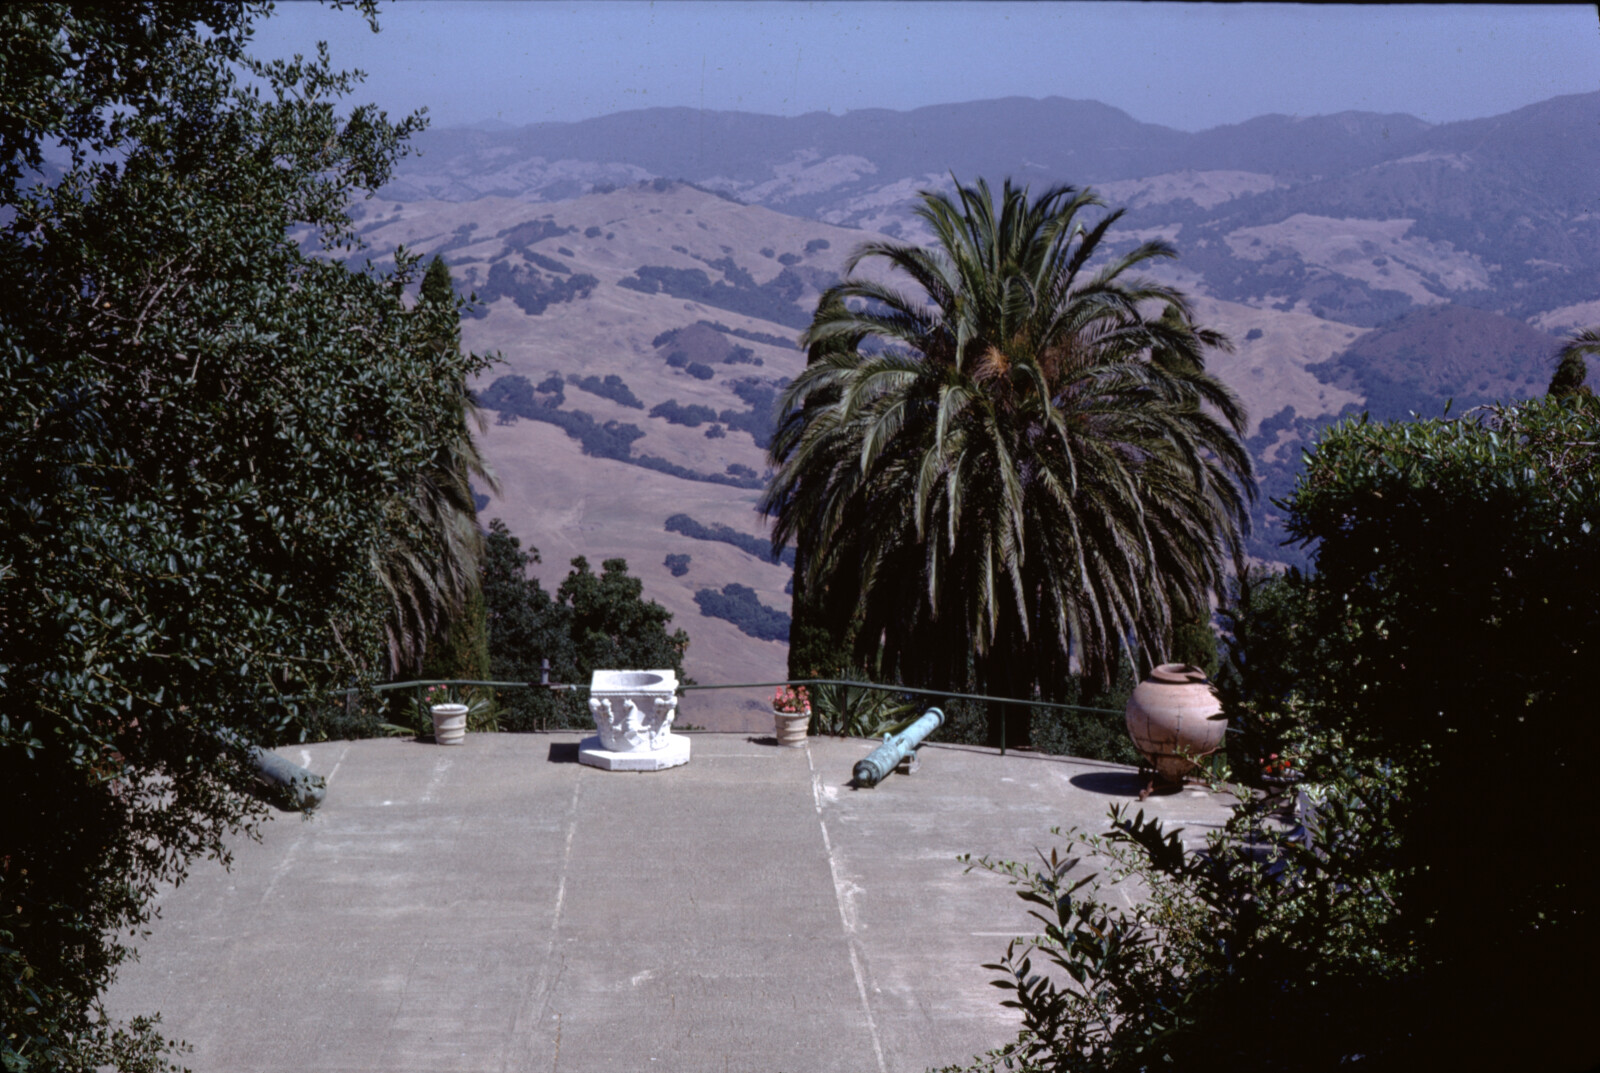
left=579, top=670, right=688, bottom=771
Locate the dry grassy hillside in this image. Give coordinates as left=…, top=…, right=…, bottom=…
left=353, top=184, right=888, bottom=706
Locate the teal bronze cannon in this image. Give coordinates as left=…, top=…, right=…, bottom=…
left=246, top=744, right=326, bottom=810
left=852, top=707, right=945, bottom=787
left=216, top=729, right=326, bottom=810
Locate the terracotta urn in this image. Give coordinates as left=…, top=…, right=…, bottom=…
left=1124, top=664, right=1226, bottom=783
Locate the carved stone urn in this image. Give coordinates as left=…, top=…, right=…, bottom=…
left=1125, top=663, right=1226, bottom=790
left=580, top=669, right=688, bottom=771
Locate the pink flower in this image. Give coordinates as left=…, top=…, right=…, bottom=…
left=772, top=684, right=810, bottom=713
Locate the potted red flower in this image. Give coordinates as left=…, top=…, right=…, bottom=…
left=771, top=685, right=811, bottom=747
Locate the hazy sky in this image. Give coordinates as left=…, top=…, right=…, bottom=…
left=253, top=3, right=1600, bottom=132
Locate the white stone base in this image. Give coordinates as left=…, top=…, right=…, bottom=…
left=577, top=734, right=691, bottom=771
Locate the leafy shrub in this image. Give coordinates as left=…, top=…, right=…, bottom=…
left=950, top=744, right=1411, bottom=1073
left=805, top=238, right=830, bottom=253
left=778, top=252, right=801, bottom=266
left=478, top=377, right=643, bottom=461
left=951, top=398, right=1600, bottom=1072
left=717, top=378, right=782, bottom=448
left=483, top=521, right=688, bottom=731
left=615, top=263, right=811, bottom=328
left=649, top=399, right=719, bottom=427
left=664, top=553, right=691, bottom=577
left=704, top=423, right=725, bottom=439
left=584, top=225, right=602, bottom=238
left=573, top=373, right=643, bottom=409
left=525, top=250, right=571, bottom=274
left=693, top=584, right=790, bottom=641
left=694, top=319, right=793, bottom=349
left=686, top=361, right=715, bottom=380
left=630, top=454, right=763, bottom=489
left=478, top=260, right=596, bottom=315
left=664, top=513, right=794, bottom=565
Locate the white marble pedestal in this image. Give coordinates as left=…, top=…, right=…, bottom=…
left=576, top=733, right=691, bottom=771
left=579, top=669, right=689, bottom=772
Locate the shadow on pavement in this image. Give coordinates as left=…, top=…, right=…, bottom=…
left=547, top=742, right=580, bottom=764
left=1067, top=770, right=1147, bottom=797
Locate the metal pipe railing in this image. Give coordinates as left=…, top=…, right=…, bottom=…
left=268, top=674, right=1125, bottom=756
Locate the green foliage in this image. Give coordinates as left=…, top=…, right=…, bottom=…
left=955, top=397, right=1600, bottom=1071
left=692, top=584, right=791, bottom=642
left=573, top=373, right=644, bottom=409
left=1025, top=660, right=1142, bottom=765
left=380, top=254, right=498, bottom=678
left=1166, top=604, right=1219, bottom=677
left=949, top=746, right=1413, bottom=1073
left=664, top=513, right=795, bottom=566
left=1547, top=326, right=1598, bottom=399
left=807, top=682, right=919, bottom=738
left=481, top=521, right=689, bottom=731
left=616, top=263, right=811, bottom=329
left=1271, top=401, right=1599, bottom=1066
left=766, top=177, right=1252, bottom=748
left=419, top=585, right=492, bottom=707
left=0, top=4, right=483, bottom=1067
left=420, top=254, right=455, bottom=307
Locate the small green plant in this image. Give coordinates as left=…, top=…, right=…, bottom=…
left=808, top=680, right=919, bottom=738
left=411, top=683, right=497, bottom=735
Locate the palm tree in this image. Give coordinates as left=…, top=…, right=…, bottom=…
left=376, top=256, right=499, bottom=677
left=1548, top=327, right=1599, bottom=398
left=763, top=178, right=1252, bottom=745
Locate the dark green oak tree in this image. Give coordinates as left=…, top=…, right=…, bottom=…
left=480, top=520, right=689, bottom=731
left=0, top=4, right=488, bottom=1067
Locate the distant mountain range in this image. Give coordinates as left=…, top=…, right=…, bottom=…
left=387, top=91, right=1599, bottom=328
left=362, top=92, right=1599, bottom=686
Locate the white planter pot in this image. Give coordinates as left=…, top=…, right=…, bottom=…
left=773, top=709, right=810, bottom=747
left=431, top=703, right=468, bottom=746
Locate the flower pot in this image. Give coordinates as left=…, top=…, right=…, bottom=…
left=773, top=709, right=810, bottom=747
left=431, top=703, right=468, bottom=746
left=1124, top=664, right=1225, bottom=783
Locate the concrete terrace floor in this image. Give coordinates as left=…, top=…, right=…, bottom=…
left=105, top=732, right=1237, bottom=1073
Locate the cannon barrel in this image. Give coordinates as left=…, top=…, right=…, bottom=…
left=852, top=707, right=945, bottom=787
left=245, top=745, right=326, bottom=810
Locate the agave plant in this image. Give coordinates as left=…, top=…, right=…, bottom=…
left=764, top=177, right=1252, bottom=744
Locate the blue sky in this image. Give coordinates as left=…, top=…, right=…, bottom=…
left=254, top=2, right=1599, bottom=131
